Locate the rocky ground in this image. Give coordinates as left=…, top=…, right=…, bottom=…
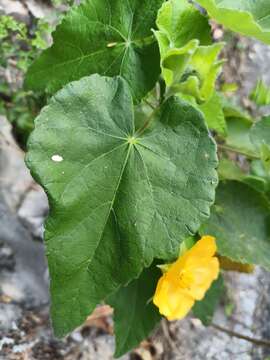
left=1, top=1, right=270, bottom=359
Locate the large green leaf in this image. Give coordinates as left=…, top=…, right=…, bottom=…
left=196, top=0, right=270, bottom=44
left=26, top=74, right=218, bottom=337
left=25, top=0, right=164, bottom=101
left=108, top=264, right=161, bottom=358
left=193, top=275, right=224, bottom=326
left=201, top=181, right=270, bottom=270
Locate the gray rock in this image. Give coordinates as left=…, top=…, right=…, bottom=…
left=0, top=196, right=48, bottom=308
left=0, top=116, right=34, bottom=212
left=0, top=241, right=15, bottom=271
left=0, top=0, right=30, bottom=23
left=25, top=0, right=52, bottom=19
left=0, top=304, right=22, bottom=332
left=79, top=335, right=129, bottom=360
left=18, top=188, right=48, bottom=239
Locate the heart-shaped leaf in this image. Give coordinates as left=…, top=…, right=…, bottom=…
left=25, top=0, right=164, bottom=101
left=26, top=74, right=218, bottom=337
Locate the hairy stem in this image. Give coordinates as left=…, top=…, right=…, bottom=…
left=212, top=323, right=270, bottom=348
left=218, top=144, right=260, bottom=160
left=136, top=106, right=160, bottom=137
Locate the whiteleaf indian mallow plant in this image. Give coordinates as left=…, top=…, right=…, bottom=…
left=25, top=0, right=270, bottom=357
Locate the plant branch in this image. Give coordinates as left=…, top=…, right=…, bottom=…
left=218, top=144, right=260, bottom=159
left=212, top=323, right=270, bottom=348
left=143, top=99, right=156, bottom=110
left=136, top=106, right=160, bottom=137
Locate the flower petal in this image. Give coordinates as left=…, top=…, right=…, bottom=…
left=189, top=235, right=217, bottom=258
left=188, top=257, right=219, bottom=300
left=153, top=275, right=195, bottom=320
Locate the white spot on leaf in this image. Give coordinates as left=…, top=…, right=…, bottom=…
left=51, top=155, right=63, bottom=162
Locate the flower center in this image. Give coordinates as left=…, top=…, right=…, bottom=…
left=179, top=270, right=194, bottom=289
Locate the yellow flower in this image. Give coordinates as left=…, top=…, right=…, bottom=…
left=153, top=235, right=219, bottom=321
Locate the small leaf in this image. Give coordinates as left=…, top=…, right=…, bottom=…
left=193, top=275, right=224, bottom=326
left=26, top=74, right=218, bottom=337
left=156, top=0, right=211, bottom=48
left=243, top=175, right=269, bottom=194
left=218, top=159, right=269, bottom=194
left=250, top=117, right=270, bottom=174
left=250, top=116, right=270, bottom=152
left=261, top=144, right=270, bottom=173
left=157, top=40, right=224, bottom=102
left=199, top=92, right=227, bottom=136
left=154, top=0, right=223, bottom=102
left=201, top=181, right=270, bottom=271
left=184, top=43, right=224, bottom=102
left=108, top=265, right=161, bottom=358
left=160, top=40, right=199, bottom=88
left=225, top=117, right=258, bottom=157
left=221, top=97, right=252, bottom=122
left=196, top=0, right=270, bottom=44
left=251, top=159, right=269, bottom=179
left=175, top=43, right=224, bottom=101
left=25, top=0, right=164, bottom=101
left=218, top=158, right=244, bottom=181
left=250, top=79, right=270, bottom=106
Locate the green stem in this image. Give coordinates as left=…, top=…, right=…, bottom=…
left=133, top=34, right=155, bottom=47
left=218, top=144, right=260, bottom=160
left=143, top=99, right=156, bottom=110
left=212, top=323, right=270, bottom=348
left=136, top=106, right=160, bottom=137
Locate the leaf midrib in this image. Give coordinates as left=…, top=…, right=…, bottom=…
left=85, top=143, right=133, bottom=268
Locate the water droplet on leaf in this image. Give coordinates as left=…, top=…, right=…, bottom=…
left=51, top=155, right=63, bottom=162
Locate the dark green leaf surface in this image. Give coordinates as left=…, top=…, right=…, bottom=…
left=108, top=265, right=161, bottom=358
left=193, top=275, right=224, bottom=326
left=250, top=116, right=270, bottom=151
left=25, top=0, right=164, bottom=101
left=26, top=74, right=218, bottom=337
left=201, top=181, right=270, bottom=270
left=196, top=0, right=270, bottom=44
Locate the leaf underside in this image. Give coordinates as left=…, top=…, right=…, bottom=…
left=26, top=74, right=218, bottom=337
